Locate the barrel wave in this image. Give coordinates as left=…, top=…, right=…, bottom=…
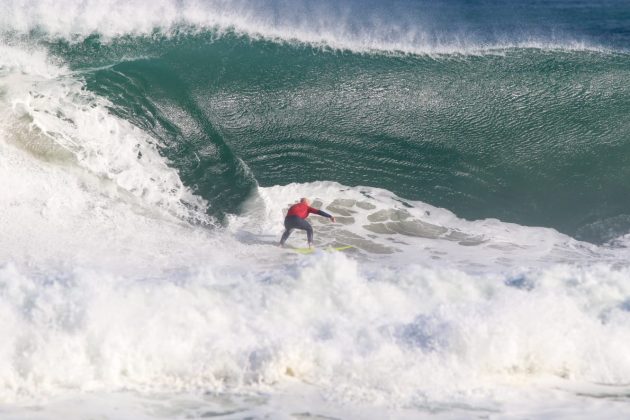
left=53, top=33, right=630, bottom=242
left=2, top=1, right=630, bottom=419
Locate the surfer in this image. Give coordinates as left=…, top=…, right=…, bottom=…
left=280, top=198, right=336, bottom=248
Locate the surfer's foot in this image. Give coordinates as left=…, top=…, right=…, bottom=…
left=308, top=242, right=313, bottom=248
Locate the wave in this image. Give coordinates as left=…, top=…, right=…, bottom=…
left=43, top=32, right=627, bottom=243
left=0, top=41, right=616, bottom=265
left=3, top=28, right=630, bottom=241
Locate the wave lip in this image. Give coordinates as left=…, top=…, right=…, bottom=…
left=1, top=0, right=621, bottom=55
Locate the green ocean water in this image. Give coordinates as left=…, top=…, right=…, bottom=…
left=50, top=33, right=630, bottom=243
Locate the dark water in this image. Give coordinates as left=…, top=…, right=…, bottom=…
left=33, top=0, right=630, bottom=242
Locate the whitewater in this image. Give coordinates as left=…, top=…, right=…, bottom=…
left=2, top=0, right=630, bottom=418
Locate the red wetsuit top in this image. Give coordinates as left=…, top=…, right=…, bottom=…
left=286, top=203, right=331, bottom=219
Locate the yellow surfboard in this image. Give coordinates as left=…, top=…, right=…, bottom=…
left=293, top=245, right=354, bottom=254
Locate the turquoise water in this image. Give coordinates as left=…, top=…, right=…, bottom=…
left=49, top=33, right=630, bottom=242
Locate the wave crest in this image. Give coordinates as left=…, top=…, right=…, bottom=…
left=0, top=0, right=616, bottom=55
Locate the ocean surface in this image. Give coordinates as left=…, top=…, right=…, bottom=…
left=1, top=0, right=630, bottom=418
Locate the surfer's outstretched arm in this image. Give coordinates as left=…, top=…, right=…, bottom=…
left=309, top=207, right=336, bottom=222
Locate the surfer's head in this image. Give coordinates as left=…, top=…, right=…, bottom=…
left=300, top=197, right=310, bottom=206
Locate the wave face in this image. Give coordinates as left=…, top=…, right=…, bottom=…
left=2, top=0, right=630, bottom=418
left=5, top=0, right=630, bottom=238
left=48, top=33, right=630, bottom=242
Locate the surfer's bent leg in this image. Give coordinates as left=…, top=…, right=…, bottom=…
left=280, top=228, right=293, bottom=245
left=304, top=221, right=313, bottom=244
left=281, top=215, right=314, bottom=245
left=293, top=217, right=313, bottom=244
left=280, top=215, right=299, bottom=245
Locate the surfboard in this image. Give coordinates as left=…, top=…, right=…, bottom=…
left=292, top=245, right=354, bottom=254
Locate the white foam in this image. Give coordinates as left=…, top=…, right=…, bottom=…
left=230, top=181, right=624, bottom=270
left=1, top=255, right=630, bottom=418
